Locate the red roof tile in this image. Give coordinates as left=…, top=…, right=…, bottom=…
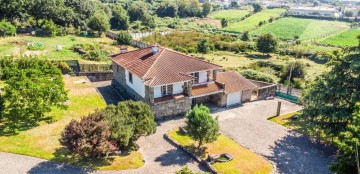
left=191, top=82, right=223, bottom=97
left=216, top=71, right=257, bottom=94
left=112, top=47, right=221, bottom=86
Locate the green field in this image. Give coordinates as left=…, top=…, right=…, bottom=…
left=252, top=17, right=348, bottom=40
left=0, top=35, right=118, bottom=61
left=223, top=8, right=286, bottom=32
left=320, top=28, right=360, bottom=46
left=210, top=9, right=250, bottom=21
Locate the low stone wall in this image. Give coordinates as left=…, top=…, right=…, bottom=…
left=79, top=72, right=113, bottom=82
left=164, top=132, right=219, bottom=174
left=250, top=80, right=277, bottom=100
left=151, top=97, right=192, bottom=120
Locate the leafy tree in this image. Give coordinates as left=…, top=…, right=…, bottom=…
left=280, top=61, right=306, bottom=83
left=156, top=1, right=178, bottom=17
left=64, top=0, right=97, bottom=28
left=302, top=44, right=360, bottom=136
left=128, top=1, right=148, bottom=21
left=197, top=38, right=210, bottom=57
left=187, top=0, right=202, bottom=17
left=104, top=101, right=156, bottom=150
left=256, top=33, right=277, bottom=55
left=186, top=105, right=219, bottom=149
left=345, top=11, right=354, bottom=18
left=88, top=11, right=110, bottom=36
left=241, top=31, right=250, bottom=41
left=221, top=18, right=228, bottom=28
left=141, top=14, right=156, bottom=29
left=252, top=3, right=262, bottom=13
left=117, top=31, right=133, bottom=45
left=36, top=20, right=60, bottom=37
left=329, top=103, right=360, bottom=174
left=0, top=57, right=68, bottom=127
left=110, top=4, right=130, bottom=30
left=0, top=20, right=16, bottom=37
left=0, top=0, right=29, bottom=21
left=60, top=111, right=116, bottom=158
left=202, top=3, right=212, bottom=18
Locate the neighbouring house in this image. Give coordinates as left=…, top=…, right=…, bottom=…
left=288, top=6, right=340, bottom=18
left=111, top=44, right=273, bottom=119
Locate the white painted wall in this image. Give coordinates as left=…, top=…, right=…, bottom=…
left=198, top=71, right=208, bottom=84
left=153, top=81, right=185, bottom=98
left=125, top=70, right=145, bottom=98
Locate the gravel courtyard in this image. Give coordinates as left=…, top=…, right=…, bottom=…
left=215, top=98, right=335, bottom=174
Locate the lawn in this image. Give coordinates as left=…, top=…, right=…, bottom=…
left=0, top=76, right=144, bottom=170
left=223, top=8, right=286, bottom=32
left=210, top=9, right=250, bottom=21
left=252, top=17, right=348, bottom=40
left=199, top=51, right=328, bottom=80
left=320, top=28, right=360, bottom=46
left=0, top=35, right=118, bottom=61
left=168, top=129, right=272, bottom=174
left=268, top=112, right=300, bottom=129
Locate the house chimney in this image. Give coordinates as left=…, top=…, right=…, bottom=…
left=151, top=43, right=160, bottom=54
left=120, top=46, right=128, bottom=53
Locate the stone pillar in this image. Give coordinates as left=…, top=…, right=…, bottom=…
left=145, top=86, right=155, bottom=104
left=184, top=81, right=192, bottom=97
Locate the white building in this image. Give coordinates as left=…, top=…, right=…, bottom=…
left=288, top=6, right=340, bottom=18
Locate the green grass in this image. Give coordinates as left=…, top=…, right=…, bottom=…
left=0, top=76, right=144, bottom=170
left=0, top=35, right=118, bottom=61
left=210, top=9, right=250, bottom=21
left=168, top=129, right=272, bottom=174
left=252, top=17, right=348, bottom=40
left=320, top=28, right=360, bottom=46
left=223, top=8, right=286, bottom=32
left=269, top=112, right=300, bottom=128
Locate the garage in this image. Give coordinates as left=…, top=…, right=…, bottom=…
left=226, top=91, right=242, bottom=107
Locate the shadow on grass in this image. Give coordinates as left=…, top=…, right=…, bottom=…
left=0, top=116, right=54, bottom=136
left=51, top=147, right=115, bottom=170
left=265, top=132, right=336, bottom=174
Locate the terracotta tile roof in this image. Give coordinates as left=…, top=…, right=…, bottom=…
left=216, top=71, right=257, bottom=94
left=111, top=47, right=221, bottom=86
left=191, top=82, right=223, bottom=97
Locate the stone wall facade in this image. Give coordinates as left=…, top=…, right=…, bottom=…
left=151, top=97, right=192, bottom=120
left=211, top=93, right=227, bottom=107
left=241, top=90, right=252, bottom=102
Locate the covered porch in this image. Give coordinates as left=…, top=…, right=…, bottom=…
left=190, top=82, right=226, bottom=107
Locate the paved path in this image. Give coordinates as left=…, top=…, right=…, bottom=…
left=0, top=119, right=206, bottom=174
left=215, top=98, right=335, bottom=174
left=91, top=81, right=123, bottom=105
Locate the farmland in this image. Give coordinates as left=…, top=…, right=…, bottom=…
left=210, top=9, right=250, bottom=21
left=0, top=35, right=118, bottom=61
left=252, top=17, right=348, bottom=40
left=223, top=8, right=286, bottom=32
left=320, top=28, right=360, bottom=46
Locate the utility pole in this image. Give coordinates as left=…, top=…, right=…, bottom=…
left=287, top=64, right=294, bottom=95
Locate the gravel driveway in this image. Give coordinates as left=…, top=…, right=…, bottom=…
left=215, top=98, right=335, bottom=174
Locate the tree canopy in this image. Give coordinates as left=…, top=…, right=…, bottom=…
left=104, top=101, right=157, bottom=149
left=186, top=104, right=219, bottom=148
left=0, top=57, right=68, bottom=132
left=256, top=33, right=277, bottom=55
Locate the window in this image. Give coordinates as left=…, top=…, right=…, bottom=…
left=161, top=84, right=173, bottom=96
left=128, top=72, right=133, bottom=83
left=191, top=72, right=199, bottom=84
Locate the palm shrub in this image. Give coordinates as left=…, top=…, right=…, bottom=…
left=186, top=104, right=220, bottom=149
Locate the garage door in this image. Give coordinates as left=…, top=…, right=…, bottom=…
left=227, top=91, right=242, bottom=107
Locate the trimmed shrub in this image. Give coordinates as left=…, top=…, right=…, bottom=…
left=0, top=20, right=16, bottom=37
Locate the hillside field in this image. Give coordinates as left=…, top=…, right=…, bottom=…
left=223, top=8, right=286, bottom=32
left=320, top=28, right=360, bottom=46
left=210, top=9, right=250, bottom=21
left=252, top=17, right=348, bottom=40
